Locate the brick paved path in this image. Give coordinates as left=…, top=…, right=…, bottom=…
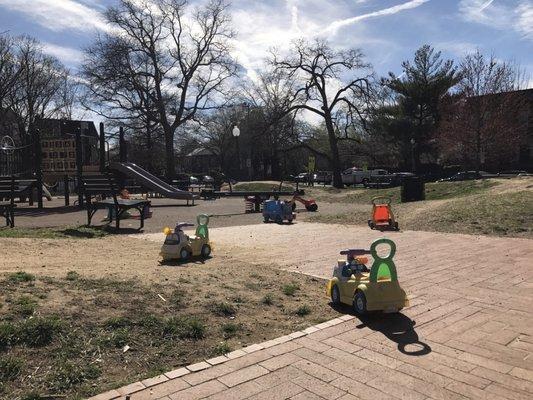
left=92, top=224, right=533, bottom=400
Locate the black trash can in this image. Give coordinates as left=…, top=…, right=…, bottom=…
left=401, top=176, right=425, bottom=202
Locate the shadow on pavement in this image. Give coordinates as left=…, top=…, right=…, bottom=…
left=329, top=303, right=431, bottom=356
left=356, top=312, right=432, bottom=356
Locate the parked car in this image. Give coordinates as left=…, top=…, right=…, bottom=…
left=498, top=170, right=527, bottom=177
left=365, top=172, right=416, bottom=188
left=313, top=171, right=333, bottom=184
left=437, top=171, right=484, bottom=182
left=294, top=172, right=312, bottom=183
left=342, top=168, right=389, bottom=186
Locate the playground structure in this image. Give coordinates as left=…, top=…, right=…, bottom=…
left=1, top=120, right=195, bottom=213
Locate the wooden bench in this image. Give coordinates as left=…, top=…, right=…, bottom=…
left=0, top=176, right=16, bottom=227
left=82, top=174, right=151, bottom=230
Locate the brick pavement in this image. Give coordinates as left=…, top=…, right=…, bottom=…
left=90, top=224, right=532, bottom=400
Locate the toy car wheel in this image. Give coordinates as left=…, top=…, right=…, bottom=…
left=368, top=220, right=375, bottom=229
left=353, top=291, right=367, bottom=315
left=394, top=222, right=399, bottom=230
left=306, top=203, right=318, bottom=212
left=180, top=248, right=190, bottom=260
left=331, top=285, right=341, bottom=305
left=201, top=244, right=211, bottom=258
left=287, top=217, right=293, bottom=224
left=275, top=216, right=283, bottom=224
left=263, top=216, right=269, bottom=223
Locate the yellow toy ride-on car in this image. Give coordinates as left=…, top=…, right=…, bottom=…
left=326, top=238, right=408, bottom=314
left=160, top=214, right=212, bottom=261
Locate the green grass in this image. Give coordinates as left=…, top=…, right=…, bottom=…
left=314, top=180, right=498, bottom=204
left=65, top=271, right=80, bottom=281
left=424, top=180, right=497, bottom=200
left=232, top=181, right=295, bottom=192
left=213, top=341, right=231, bottom=355
left=419, top=190, right=533, bottom=237
left=282, top=283, right=300, bottom=296
left=0, top=225, right=111, bottom=239
left=0, top=356, right=24, bottom=382
left=294, top=305, right=312, bottom=317
left=261, top=293, right=274, bottom=305
left=310, top=188, right=533, bottom=238
left=12, top=296, right=37, bottom=317
left=7, top=272, right=35, bottom=283
left=221, top=323, right=240, bottom=339
left=211, top=302, right=237, bottom=317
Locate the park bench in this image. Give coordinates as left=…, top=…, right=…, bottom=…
left=0, top=176, right=16, bottom=227
left=82, top=174, right=151, bottom=230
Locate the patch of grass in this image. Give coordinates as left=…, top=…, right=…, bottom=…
left=294, top=305, right=311, bottom=317
left=213, top=341, right=231, bottom=355
left=48, top=362, right=101, bottom=391
left=211, top=302, right=237, bottom=317
left=170, top=288, right=186, bottom=308
left=421, top=190, right=533, bottom=237
left=0, top=356, right=24, bottom=382
left=262, top=293, right=274, bottom=305
left=233, top=181, right=295, bottom=192
left=0, top=225, right=111, bottom=239
left=104, top=328, right=130, bottom=348
left=12, top=296, right=37, bottom=317
left=282, top=283, right=300, bottom=296
left=65, top=271, right=80, bottom=281
left=163, top=317, right=206, bottom=339
left=7, top=271, right=35, bottom=283
left=21, top=393, right=44, bottom=400
left=19, top=317, right=62, bottom=347
left=0, top=323, right=17, bottom=349
left=424, top=180, right=497, bottom=200
left=221, top=323, right=240, bottom=339
left=104, top=316, right=132, bottom=329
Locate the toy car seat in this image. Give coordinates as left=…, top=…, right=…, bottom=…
left=368, top=196, right=399, bottom=231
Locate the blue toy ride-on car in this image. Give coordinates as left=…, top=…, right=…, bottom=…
left=263, top=199, right=295, bottom=224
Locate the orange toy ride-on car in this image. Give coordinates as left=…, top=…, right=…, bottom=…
left=368, top=196, right=399, bottom=231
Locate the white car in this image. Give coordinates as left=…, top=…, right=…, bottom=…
left=341, top=168, right=389, bottom=186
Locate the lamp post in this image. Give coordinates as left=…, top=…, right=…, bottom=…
left=232, top=125, right=241, bottom=178
left=410, top=138, right=416, bottom=174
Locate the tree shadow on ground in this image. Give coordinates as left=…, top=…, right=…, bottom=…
left=330, top=303, right=431, bottom=356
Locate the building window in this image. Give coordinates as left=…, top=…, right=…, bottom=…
left=69, top=152, right=75, bottom=158
left=65, top=141, right=70, bottom=147
left=42, top=141, right=48, bottom=148
left=59, top=152, right=66, bottom=158
left=42, top=153, right=47, bottom=159
left=70, top=162, right=76, bottom=169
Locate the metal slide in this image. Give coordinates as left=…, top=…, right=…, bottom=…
left=109, top=162, right=195, bottom=200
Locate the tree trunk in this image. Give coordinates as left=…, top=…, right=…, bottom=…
left=325, top=114, right=342, bottom=188
left=163, top=125, right=175, bottom=180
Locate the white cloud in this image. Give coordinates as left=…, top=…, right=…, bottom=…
left=436, top=41, right=479, bottom=57
left=0, top=0, right=110, bottom=33
left=320, top=0, right=430, bottom=36
left=42, top=42, right=85, bottom=65
left=459, top=0, right=533, bottom=41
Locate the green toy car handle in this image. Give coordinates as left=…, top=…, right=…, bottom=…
left=369, top=238, right=398, bottom=282
left=371, top=196, right=392, bottom=205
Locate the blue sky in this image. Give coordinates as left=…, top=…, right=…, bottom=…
left=0, top=0, right=531, bottom=83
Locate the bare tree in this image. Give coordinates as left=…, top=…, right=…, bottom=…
left=3, top=36, right=71, bottom=139
left=271, top=39, right=373, bottom=188
left=438, top=51, right=527, bottom=171
left=0, top=34, right=22, bottom=109
left=83, top=0, right=236, bottom=179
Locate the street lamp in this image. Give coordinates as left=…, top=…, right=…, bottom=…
left=232, top=125, right=241, bottom=176
left=410, top=138, right=416, bottom=173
